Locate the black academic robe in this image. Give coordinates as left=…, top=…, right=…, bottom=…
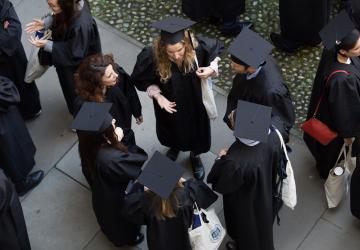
left=41, top=1, right=101, bottom=115
left=0, top=169, right=30, bottom=250
left=182, top=0, right=245, bottom=21
left=123, top=179, right=218, bottom=250
left=82, top=145, right=148, bottom=247
left=0, top=0, right=41, bottom=119
left=279, top=0, right=331, bottom=45
left=131, top=37, right=224, bottom=154
left=304, top=52, right=360, bottom=178
left=207, top=132, right=282, bottom=250
left=224, top=56, right=295, bottom=142
left=0, top=76, right=36, bottom=183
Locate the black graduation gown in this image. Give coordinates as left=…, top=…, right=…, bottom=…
left=131, top=37, right=224, bottom=154
left=278, top=0, right=331, bottom=45
left=207, top=133, right=282, bottom=250
left=82, top=145, right=148, bottom=247
left=350, top=155, right=360, bottom=219
left=182, top=0, right=245, bottom=21
left=0, top=0, right=41, bottom=119
left=123, top=179, right=218, bottom=250
left=304, top=53, right=360, bottom=178
left=42, top=1, right=101, bottom=115
left=0, top=76, right=36, bottom=183
left=0, top=169, right=30, bottom=250
left=224, top=56, right=295, bottom=142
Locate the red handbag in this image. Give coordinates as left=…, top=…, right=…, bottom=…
left=301, top=70, right=349, bottom=146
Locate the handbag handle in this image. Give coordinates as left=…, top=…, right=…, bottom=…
left=334, top=143, right=347, bottom=166
left=274, top=128, right=290, bottom=162
left=312, top=70, right=350, bottom=117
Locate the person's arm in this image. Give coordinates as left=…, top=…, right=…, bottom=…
left=0, top=2, right=22, bottom=56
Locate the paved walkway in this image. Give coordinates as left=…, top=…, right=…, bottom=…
left=11, top=0, right=360, bottom=249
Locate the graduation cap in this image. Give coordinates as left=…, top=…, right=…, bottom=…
left=228, top=28, right=274, bottom=68
left=137, top=151, right=185, bottom=198
left=151, top=16, right=196, bottom=45
left=233, top=100, right=272, bottom=143
left=319, top=10, right=355, bottom=50
left=70, top=102, right=113, bottom=133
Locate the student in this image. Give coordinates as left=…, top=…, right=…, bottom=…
left=224, top=28, right=295, bottom=142
left=0, top=0, right=41, bottom=119
left=270, top=0, right=331, bottom=53
left=0, top=76, right=44, bottom=196
left=123, top=151, right=218, bottom=250
left=131, top=16, right=223, bottom=180
left=207, top=101, right=282, bottom=250
left=0, top=169, right=31, bottom=250
left=71, top=102, right=148, bottom=247
left=304, top=11, right=360, bottom=179
left=26, top=0, right=101, bottom=115
left=74, top=53, right=143, bottom=145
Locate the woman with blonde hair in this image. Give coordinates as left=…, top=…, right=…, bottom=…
left=131, top=17, right=223, bottom=180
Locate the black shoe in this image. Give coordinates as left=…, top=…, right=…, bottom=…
left=226, top=240, right=238, bottom=250
left=166, top=148, right=179, bottom=161
left=15, top=170, right=44, bottom=196
left=270, top=32, right=300, bottom=53
left=127, top=233, right=144, bottom=246
left=190, top=153, right=205, bottom=180
left=221, top=21, right=253, bottom=36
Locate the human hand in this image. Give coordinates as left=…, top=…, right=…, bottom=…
left=114, top=127, right=124, bottom=142
left=28, top=36, right=48, bottom=48
left=218, top=148, right=228, bottom=157
left=344, top=137, right=354, bottom=146
left=154, top=94, right=177, bottom=114
left=3, top=20, right=9, bottom=29
left=25, top=19, right=44, bottom=34
left=196, top=67, right=215, bottom=79
left=135, top=116, right=143, bottom=125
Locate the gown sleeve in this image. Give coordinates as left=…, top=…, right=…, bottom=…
left=0, top=1, right=21, bottom=57
left=184, top=179, right=218, bottom=209
left=328, top=74, right=360, bottom=138
left=130, top=47, right=159, bottom=91
left=51, top=18, right=97, bottom=67
left=207, top=157, right=256, bottom=195
left=115, top=64, right=142, bottom=118
left=122, top=189, right=148, bottom=225
left=196, top=35, right=225, bottom=64
left=0, top=170, right=11, bottom=217
left=99, top=146, right=148, bottom=182
left=0, top=76, right=20, bottom=111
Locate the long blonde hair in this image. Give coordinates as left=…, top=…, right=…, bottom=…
left=153, top=31, right=197, bottom=82
left=147, top=181, right=184, bottom=220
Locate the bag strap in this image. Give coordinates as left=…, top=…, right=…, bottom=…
left=334, top=143, right=347, bottom=166
left=312, top=70, right=350, bottom=117
left=274, top=128, right=290, bottom=162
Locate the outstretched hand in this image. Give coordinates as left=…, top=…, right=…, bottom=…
left=28, top=36, right=48, bottom=48
left=25, top=19, right=44, bottom=34
left=155, top=94, right=177, bottom=114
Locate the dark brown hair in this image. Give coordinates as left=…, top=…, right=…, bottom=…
left=78, top=124, right=127, bottom=179
left=52, top=0, right=81, bottom=36
left=146, top=182, right=184, bottom=220
left=75, top=53, right=116, bottom=102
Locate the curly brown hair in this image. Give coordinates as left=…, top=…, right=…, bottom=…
left=154, top=31, right=197, bottom=82
left=75, top=53, right=116, bottom=102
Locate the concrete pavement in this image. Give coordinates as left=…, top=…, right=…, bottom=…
left=11, top=0, right=360, bottom=249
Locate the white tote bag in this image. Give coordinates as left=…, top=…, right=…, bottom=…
left=194, top=55, right=218, bottom=120
left=188, top=202, right=226, bottom=250
left=24, top=31, right=51, bottom=83
left=324, top=143, right=352, bottom=208
left=274, top=128, right=297, bottom=210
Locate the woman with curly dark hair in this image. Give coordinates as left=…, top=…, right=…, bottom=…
left=74, top=53, right=142, bottom=129
left=72, top=102, right=148, bottom=247
left=26, top=0, right=101, bottom=115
